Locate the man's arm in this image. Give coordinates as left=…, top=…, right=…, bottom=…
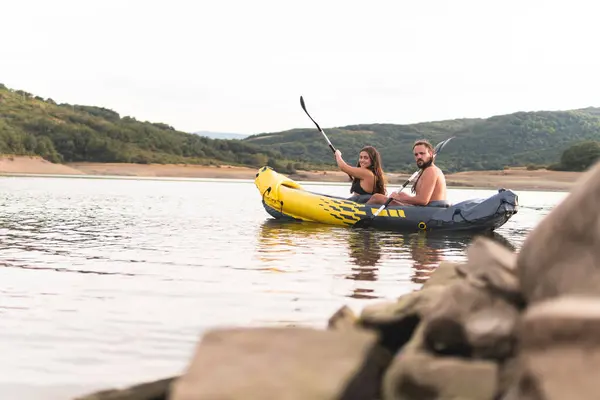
left=392, top=168, right=437, bottom=206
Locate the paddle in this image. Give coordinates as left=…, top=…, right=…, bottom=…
left=353, top=137, right=455, bottom=229
left=300, top=96, right=353, bottom=181
left=300, top=96, right=336, bottom=153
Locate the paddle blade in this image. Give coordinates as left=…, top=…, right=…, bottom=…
left=299, top=95, right=328, bottom=145
left=434, top=136, right=455, bottom=155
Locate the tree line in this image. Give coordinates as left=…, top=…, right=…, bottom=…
left=0, top=84, right=308, bottom=173
left=1, top=83, right=599, bottom=173
left=245, top=109, right=600, bottom=172
left=547, top=140, right=600, bottom=171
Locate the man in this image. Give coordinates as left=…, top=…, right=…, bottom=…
left=366, top=139, right=449, bottom=207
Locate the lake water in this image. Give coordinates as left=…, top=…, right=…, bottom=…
left=0, top=175, right=567, bottom=398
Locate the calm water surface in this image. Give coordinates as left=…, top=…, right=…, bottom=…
left=0, top=176, right=567, bottom=395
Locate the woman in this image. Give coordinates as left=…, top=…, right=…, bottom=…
left=334, top=146, right=386, bottom=202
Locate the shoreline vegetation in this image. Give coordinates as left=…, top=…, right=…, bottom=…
left=0, top=155, right=581, bottom=191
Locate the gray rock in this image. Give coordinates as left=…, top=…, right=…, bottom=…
left=466, top=236, right=517, bottom=273
left=496, top=357, right=521, bottom=400
left=519, top=295, right=600, bottom=349
left=170, top=327, right=388, bottom=400
left=328, top=305, right=358, bottom=331
left=464, top=307, right=519, bottom=360
left=517, top=161, right=600, bottom=304
left=382, top=352, right=498, bottom=400
left=401, top=321, right=429, bottom=354
left=423, top=280, right=518, bottom=360
left=511, top=296, right=600, bottom=400
left=358, top=286, right=447, bottom=354
left=453, top=237, right=523, bottom=309
left=75, top=377, right=174, bottom=400
left=421, top=261, right=463, bottom=289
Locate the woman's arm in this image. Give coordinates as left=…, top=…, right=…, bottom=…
left=335, top=150, right=373, bottom=180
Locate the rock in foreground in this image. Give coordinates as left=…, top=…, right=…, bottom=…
left=510, top=296, right=600, bottom=400
left=517, top=161, right=600, bottom=304
left=75, top=377, right=174, bottom=400
left=383, top=352, right=498, bottom=400
left=170, top=327, right=389, bottom=400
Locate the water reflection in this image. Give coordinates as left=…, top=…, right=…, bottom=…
left=256, top=220, right=382, bottom=299
left=254, top=219, right=348, bottom=266
left=257, top=219, right=516, bottom=294
left=406, top=233, right=444, bottom=284
left=405, top=230, right=515, bottom=284
left=346, top=229, right=381, bottom=299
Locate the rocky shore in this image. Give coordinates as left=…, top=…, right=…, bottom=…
left=76, top=161, right=600, bottom=400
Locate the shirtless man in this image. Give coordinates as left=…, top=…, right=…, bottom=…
left=366, top=139, right=449, bottom=207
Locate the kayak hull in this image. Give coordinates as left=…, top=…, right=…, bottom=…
left=254, top=166, right=518, bottom=233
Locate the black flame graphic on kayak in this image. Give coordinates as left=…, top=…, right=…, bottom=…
left=318, top=197, right=367, bottom=224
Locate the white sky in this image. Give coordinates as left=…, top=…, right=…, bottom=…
left=3, top=0, right=599, bottom=135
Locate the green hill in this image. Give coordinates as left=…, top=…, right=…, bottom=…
left=0, top=83, right=298, bottom=170
left=2, top=82, right=599, bottom=173
left=244, top=108, right=600, bottom=172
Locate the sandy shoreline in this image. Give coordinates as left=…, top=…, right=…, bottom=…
left=0, top=156, right=581, bottom=191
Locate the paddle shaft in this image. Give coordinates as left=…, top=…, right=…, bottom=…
left=300, top=96, right=336, bottom=153
left=371, top=169, right=421, bottom=217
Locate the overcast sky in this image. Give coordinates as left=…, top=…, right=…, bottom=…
left=3, top=0, right=599, bottom=135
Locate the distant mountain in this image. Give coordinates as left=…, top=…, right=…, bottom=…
left=193, top=131, right=249, bottom=140
left=243, top=107, right=600, bottom=172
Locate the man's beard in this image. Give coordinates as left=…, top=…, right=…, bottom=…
left=417, top=158, right=433, bottom=170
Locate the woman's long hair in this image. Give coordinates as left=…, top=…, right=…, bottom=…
left=351, top=146, right=387, bottom=195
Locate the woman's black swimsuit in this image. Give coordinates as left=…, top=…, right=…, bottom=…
left=348, top=176, right=376, bottom=203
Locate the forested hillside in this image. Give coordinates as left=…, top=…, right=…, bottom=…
left=245, top=109, right=600, bottom=172
left=0, top=84, right=303, bottom=171
left=1, top=83, right=599, bottom=173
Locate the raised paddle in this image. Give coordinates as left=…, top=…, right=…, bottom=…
left=353, top=137, right=455, bottom=229
left=300, top=96, right=353, bottom=180
left=300, top=96, right=336, bottom=153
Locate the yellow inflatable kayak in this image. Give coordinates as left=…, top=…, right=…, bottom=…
left=254, top=166, right=519, bottom=233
